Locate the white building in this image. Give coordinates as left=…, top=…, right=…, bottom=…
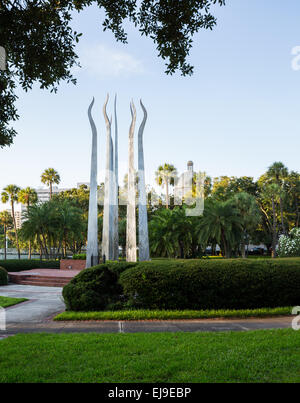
left=0, top=204, right=25, bottom=229
left=34, top=185, right=69, bottom=203
left=0, top=182, right=90, bottom=228
left=174, top=161, right=194, bottom=204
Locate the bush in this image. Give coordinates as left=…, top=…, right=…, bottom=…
left=0, top=266, right=8, bottom=285
left=101, top=261, right=137, bottom=276
left=119, top=258, right=300, bottom=310
left=277, top=228, right=300, bottom=257
left=72, top=253, right=86, bottom=260
left=0, top=260, right=60, bottom=272
left=62, top=262, right=137, bottom=311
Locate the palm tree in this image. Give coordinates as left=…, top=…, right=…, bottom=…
left=18, top=187, right=38, bottom=210
left=286, top=171, right=300, bottom=227
left=149, top=208, right=179, bottom=258
left=1, top=185, right=21, bottom=258
left=197, top=199, right=243, bottom=258
left=41, top=168, right=61, bottom=199
left=149, top=207, right=197, bottom=258
left=0, top=211, right=12, bottom=260
left=155, top=163, right=177, bottom=209
left=57, top=200, right=84, bottom=258
left=21, top=199, right=85, bottom=260
left=119, top=218, right=127, bottom=258
left=261, top=184, right=281, bottom=258
left=233, top=192, right=261, bottom=258
left=267, top=162, right=288, bottom=234
left=18, top=187, right=38, bottom=259
left=21, top=202, right=53, bottom=259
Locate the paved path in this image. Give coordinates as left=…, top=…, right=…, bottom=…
left=0, top=284, right=293, bottom=337
left=4, top=316, right=293, bottom=336
left=0, top=284, right=65, bottom=324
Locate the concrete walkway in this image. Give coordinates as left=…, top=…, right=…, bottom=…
left=0, top=284, right=65, bottom=324
left=4, top=316, right=293, bottom=336
left=0, top=284, right=293, bottom=337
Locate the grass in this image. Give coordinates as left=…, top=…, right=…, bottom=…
left=0, top=296, right=27, bottom=308
left=0, top=329, right=300, bottom=382
left=54, top=307, right=292, bottom=321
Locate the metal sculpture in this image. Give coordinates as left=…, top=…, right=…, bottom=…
left=138, top=100, right=150, bottom=261
left=86, top=98, right=99, bottom=268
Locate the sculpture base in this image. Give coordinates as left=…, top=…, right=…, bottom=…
left=86, top=254, right=99, bottom=269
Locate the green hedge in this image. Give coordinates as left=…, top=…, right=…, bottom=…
left=72, top=254, right=86, bottom=260
left=0, top=266, right=8, bottom=285
left=119, top=258, right=300, bottom=310
left=0, top=260, right=60, bottom=272
left=61, top=258, right=300, bottom=312
left=62, top=262, right=137, bottom=311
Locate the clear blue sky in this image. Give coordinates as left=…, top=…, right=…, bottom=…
left=1, top=0, right=300, bottom=193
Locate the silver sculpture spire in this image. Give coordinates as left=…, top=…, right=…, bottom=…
left=138, top=100, right=150, bottom=261
left=113, top=94, right=119, bottom=260
left=102, top=94, right=114, bottom=260
left=86, top=98, right=99, bottom=268
left=126, top=100, right=137, bottom=262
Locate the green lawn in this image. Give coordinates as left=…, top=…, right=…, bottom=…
left=0, top=329, right=300, bottom=382
left=54, top=307, right=292, bottom=321
left=0, top=296, right=27, bottom=308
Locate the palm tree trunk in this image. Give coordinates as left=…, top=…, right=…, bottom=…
left=27, top=202, right=32, bottom=259
left=4, top=224, right=7, bottom=260
left=165, top=180, right=169, bottom=209
left=221, top=230, right=230, bottom=258
left=295, top=196, right=299, bottom=227
left=272, top=196, right=277, bottom=258
left=241, top=241, right=246, bottom=258
left=279, top=197, right=286, bottom=234
left=211, top=243, right=216, bottom=256
left=41, top=233, right=49, bottom=258
left=63, top=236, right=67, bottom=258
left=50, top=183, right=52, bottom=200
left=11, top=201, right=20, bottom=259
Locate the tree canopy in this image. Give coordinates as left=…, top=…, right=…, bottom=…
left=0, top=0, right=225, bottom=147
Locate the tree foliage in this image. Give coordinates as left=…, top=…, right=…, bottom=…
left=0, top=0, right=225, bottom=147
left=20, top=198, right=86, bottom=258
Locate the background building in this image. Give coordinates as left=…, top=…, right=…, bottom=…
left=174, top=161, right=194, bottom=203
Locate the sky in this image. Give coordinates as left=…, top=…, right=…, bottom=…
left=1, top=0, right=300, bottom=199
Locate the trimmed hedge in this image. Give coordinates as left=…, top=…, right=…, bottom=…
left=61, top=258, right=300, bottom=311
left=0, top=266, right=8, bottom=285
left=54, top=307, right=292, bottom=321
left=0, top=259, right=60, bottom=272
left=119, top=258, right=300, bottom=310
left=62, top=262, right=137, bottom=311
left=72, top=254, right=86, bottom=260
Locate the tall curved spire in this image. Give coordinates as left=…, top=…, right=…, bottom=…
left=138, top=100, right=150, bottom=261
left=126, top=100, right=137, bottom=262
left=86, top=97, right=99, bottom=268
left=102, top=94, right=114, bottom=260
left=113, top=94, right=119, bottom=260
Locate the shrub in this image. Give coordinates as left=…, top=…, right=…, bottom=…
left=0, top=260, right=60, bottom=272
left=277, top=228, right=300, bottom=257
left=0, top=267, right=8, bottom=285
left=62, top=263, right=138, bottom=311
left=119, top=258, right=300, bottom=310
left=72, top=253, right=86, bottom=260
left=102, top=261, right=137, bottom=276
